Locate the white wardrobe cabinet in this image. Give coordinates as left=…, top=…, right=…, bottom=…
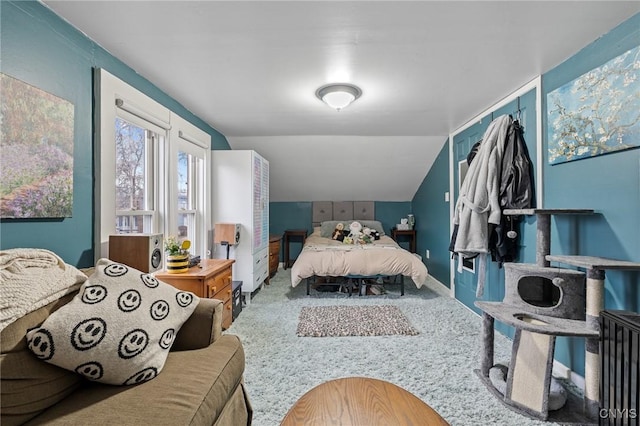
left=212, top=150, right=269, bottom=302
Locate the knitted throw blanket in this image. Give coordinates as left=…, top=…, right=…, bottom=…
left=0, top=248, right=87, bottom=331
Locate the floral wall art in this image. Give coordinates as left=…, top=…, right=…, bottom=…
left=547, top=45, right=640, bottom=165
left=0, top=73, right=74, bottom=218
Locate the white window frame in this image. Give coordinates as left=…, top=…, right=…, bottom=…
left=114, top=119, right=158, bottom=234
left=168, top=115, right=211, bottom=258
left=95, top=68, right=210, bottom=262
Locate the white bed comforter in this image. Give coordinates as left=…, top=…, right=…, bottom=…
left=290, top=231, right=429, bottom=288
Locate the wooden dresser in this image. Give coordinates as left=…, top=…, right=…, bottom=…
left=155, top=259, right=235, bottom=330
left=269, top=234, right=282, bottom=278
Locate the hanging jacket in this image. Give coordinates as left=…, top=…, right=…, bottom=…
left=452, top=114, right=512, bottom=258
left=489, top=119, right=535, bottom=265
left=499, top=119, right=534, bottom=210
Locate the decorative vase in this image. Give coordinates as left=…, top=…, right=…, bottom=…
left=166, top=253, right=189, bottom=274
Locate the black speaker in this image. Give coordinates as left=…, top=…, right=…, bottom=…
left=108, top=233, right=163, bottom=273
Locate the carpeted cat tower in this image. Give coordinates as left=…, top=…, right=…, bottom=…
left=475, top=209, right=598, bottom=423
left=476, top=208, right=640, bottom=423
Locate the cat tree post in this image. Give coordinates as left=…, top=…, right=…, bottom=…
left=480, top=313, right=494, bottom=376
left=536, top=213, right=551, bottom=267
left=546, top=256, right=640, bottom=419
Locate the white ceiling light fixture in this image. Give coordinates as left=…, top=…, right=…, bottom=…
left=316, top=83, right=362, bottom=111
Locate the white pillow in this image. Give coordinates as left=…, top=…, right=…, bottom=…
left=26, top=258, right=199, bottom=385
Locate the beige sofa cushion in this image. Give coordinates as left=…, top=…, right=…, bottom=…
left=24, top=334, right=248, bottom=425
left=1, top=293, right=82, bottom=426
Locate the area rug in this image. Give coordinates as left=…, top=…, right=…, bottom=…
left=296, top=305, right=419, bottom=337
left=228, top=269, right=578, bottom=425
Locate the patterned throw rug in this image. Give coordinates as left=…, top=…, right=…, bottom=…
left=296, top=305, right=419, bottom=337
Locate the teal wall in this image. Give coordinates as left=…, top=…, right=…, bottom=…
left=541, top=13, right=640, bottom=373
left=0, top=1, right=230, bottom=267
left=410, top=12, right=640, bottom=376
left=269, top=201, right=411, bottom=261
left=412, top=141, right=451, bottom=287
left=3, top=3, right=638, bottom=379
left=269, top=202, right=313, bottom=237
left=374, top=201, right=412, bottom=235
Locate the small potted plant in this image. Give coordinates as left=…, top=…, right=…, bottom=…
left=164, top=236, right=191, bottom=274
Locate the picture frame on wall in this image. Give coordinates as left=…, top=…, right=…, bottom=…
left=547, top=45, right=640, bottom=165
left=0, top=73, right=74, bottom=219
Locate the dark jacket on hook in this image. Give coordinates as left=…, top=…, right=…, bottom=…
left=490, top=118, right=535, bottom=265
left=499, top=119, right=534, bottom=211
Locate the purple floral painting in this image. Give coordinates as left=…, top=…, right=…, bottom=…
left=1, top=73, right=74, bottom=218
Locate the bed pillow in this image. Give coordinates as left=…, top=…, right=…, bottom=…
left=26, top=258, right=199, bottom=386
left=320, top=220, right=385, bottom=238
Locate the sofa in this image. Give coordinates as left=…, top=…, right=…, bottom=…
left=1, top=255, right=252, bottom=426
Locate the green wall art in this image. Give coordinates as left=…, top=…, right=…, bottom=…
left=0, top=73, right=75, bottom=218
left=547, top=45, right=640, bottom=165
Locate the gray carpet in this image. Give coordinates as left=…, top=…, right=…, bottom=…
left=225, top=269, right=566, bottom=426
left=297, top=305, right=420, bottom=337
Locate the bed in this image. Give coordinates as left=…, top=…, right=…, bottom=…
left=289, top=202, right=429, bottom=295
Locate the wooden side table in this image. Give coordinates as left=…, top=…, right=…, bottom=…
left=391, top=228, right=417, bottom=253
left=281, top=377, right=449, bottom=425
left=155, top=259, right=235, bottom=330
left=283, top=229, right=308, bottom=269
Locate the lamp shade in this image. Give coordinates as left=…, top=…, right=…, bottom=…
left=316, top=83, right=362, bottom=111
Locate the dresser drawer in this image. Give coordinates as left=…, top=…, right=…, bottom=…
left=253, top=247, right=269, bottom=271
left=222, top=298, right=233, bottom=330
left=209, top=282, right=232, bottom=303
left=252, top=263, right=269, bottom=289
left=206, top=269, right=232, bottom=300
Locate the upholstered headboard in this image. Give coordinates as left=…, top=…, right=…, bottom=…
left=312, top=201, right=375, bottom=227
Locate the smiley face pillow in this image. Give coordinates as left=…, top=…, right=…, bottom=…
left=26, top=258, right=199, bottom=385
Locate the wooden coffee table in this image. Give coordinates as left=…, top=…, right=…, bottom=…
left=280, top=377, right=449, bottom=426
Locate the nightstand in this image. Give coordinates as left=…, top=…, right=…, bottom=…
left=283, top=229, right=308, bottom=269
left=391, top=228, right=417, bottom=253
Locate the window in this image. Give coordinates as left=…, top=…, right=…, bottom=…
left=114, top=117, right=158, bottom=234
left=96, top=69, right=210, bottom=261
left=168, top=121, right=209, bottom=257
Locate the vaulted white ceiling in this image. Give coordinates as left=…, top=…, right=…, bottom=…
left=43, top=1, right=640, bottom=201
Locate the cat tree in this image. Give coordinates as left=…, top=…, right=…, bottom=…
left=475, top=208, right=640, bottom=423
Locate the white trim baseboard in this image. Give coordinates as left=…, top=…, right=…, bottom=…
left=423, top=275, right=452, bottom=297
left=553, top=359, right=586, bottom=391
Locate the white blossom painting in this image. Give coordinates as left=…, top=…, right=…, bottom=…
left=547, top=45, right=640, bottom=165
